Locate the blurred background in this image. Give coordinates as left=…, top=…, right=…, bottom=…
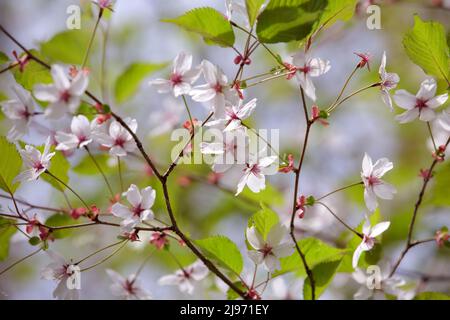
left=0, top=0, right=449, bottom=299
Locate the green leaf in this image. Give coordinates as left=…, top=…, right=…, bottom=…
left=196, top=235, right=243, bottom=275
left=403, top=15, right=450, bottom=82
left=40, top=30, right=90, bottom=65
left=256, top=0, right=327, bottom=43
left=45, top=213, right=76, bottom=239
left=226, top=281, right=247, bottom=300
left=0, top=217, right=17, bottom=261
left=73, top=153, right=113, bottom=175
left=114, top=62, right=167, bottom=104
left=163, top=7, right=235, bottom=47
left=428, top=161, right=450, bottom=206
left=248, top=203, right=279, bottom=239
left=311, top=0, right=357, bottom=34
left=303, top=259, right=342, bottom=300
left=414, top=292, right=450, bottom=300
left=41, top=150, right=70, bottom=191
left=276, top=237, right=348, bottom=276
left=246, top=0, right=266, bottom=26
left=12, top=50, right=52, bottom=91
left=0, top=52, right=9, bottom=64
left=0, top=136, right=22, bottom=193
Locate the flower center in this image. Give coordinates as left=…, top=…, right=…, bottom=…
left=415, top=98, right=428, bottom=110
left=367, top=175, right=380, bottom=186
left=298, top=64, right=311, bottom=74
left=60, top=90, right=71, bottom=103
left=214, top=82, right=223, bottom=93
left=170, top=73, right=183, bottom=86
left=124, top=280, right=135, bottom=294
left=259, top=244, right=273, bottom=257
left=115, top=137, right=126, bottom=147
left=33, top=161, right=44, bottom=171
left=249, top=164, right=261, bottom=175
left=132, top=204, right=143, bottom=217
left=19, top=107, right=31, bottom=119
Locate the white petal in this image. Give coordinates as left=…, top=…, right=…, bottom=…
left=297, top=74, right=316, bottom=101
left=272, top=242, right=294, bottom=258
left=111, top=203, right=133, bottom=219
left=396, top=108, right=420, bottom=123
left=308, top=58, right=331, bottom=77
left=248, top=250, right=264, bottom=265
left=362, top=153, right=373, bottom=177
left=381, top=90, right=393, bottom=111
left=266, top=223, right=286, bottom=246
left=369, top=221, right=390, bottom=237
left=352, top=243, right=364, bottom=269
left=70, top=72, right=89, bottom=96
left=33, top=84, right=59, bottom=102
left=416, top=78, right=436, bottom=101
left=426, top=93, right=448, bottom=109
left=246, top=172, right=265, bottom=193
left=148, top=79, right=172, bottom=93
left=393, top=90, right=416, bottom=110
left=140, top=187, right=156, bottom=209
left=51, top=65, right=70, bottom=90
left=364, top=188, right=378, bottom=212
left=201, top=60, right=218, bottom=85
left=126, top=184, right=142, bottom=207
left=372, top=158, right=393, bottom=177
left=246, top=226, right=264, bottom=249
left=190, top=261, right=209, bottom=280
left=55, top=132, right=79, bottom=151
left=419, top=108, right=436, bottom=122
left=173, top=52, right=192, bottom=75
left=373, top=182, right=396, bottom=199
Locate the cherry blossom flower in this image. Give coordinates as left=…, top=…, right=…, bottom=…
left=158, top=260, right=209, bottom=294
left=55, top=115, right=98, bottom=151
left=221, top=98, right=257, bottom=132
left=394, top=78, right=448, bottom=123
left=361, top=153, right=396, bottom=212
left=1, top=84, right=36, bottom=140
left=235, top=150, right=277, bottom=195
left=291, top=52, right=331, bottom=101
left=41, top=251, right=80, bottom=300
left=149, top=52, right=201, bottom=97
left=97, top=117, right=137, bottom=157
left=34, top=64, right=88, bottom=119
left=378, top=52, right=400, bottom=111
left=200, top=129, right=248, bottom=173
left=246, top=224, right=294, bottom=272
left=96, top=0, right=115, bottom=10
left=111, top=184, right=156, bottom=232
left=150, top=231, right=169, bottom=250
left=352, top=218, right=390, bottom=268
left=147, top=98, right=184, bottom=136
left=14, top=137, right=55, bottom=182
left=106, top=269, right=152, bottom=300
left=354, top=52, right=371, bottom=71
left=352, top=267, right=415, bottom=300
left=190, top=60, right=239, bottom=118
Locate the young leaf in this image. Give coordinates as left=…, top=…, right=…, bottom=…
left=246, top=0, right=266, bottom=27
left=248, top=203, right=279, bottom=239
left=303, top=259, right=342, bottom=300
left=0, top=217, right=17, bottom=261
left=0, top=51, right=9, bottom=64
left=163, top=7, right=235, bottom=47
left=256, top=0, right=327, bottom=43
left=73, top=153, right=113, bottom=175
left=414, top=292, right=450, bottom=300
left=226, top=281, right=247, bottom=300
left=40, top=30, right=90, bottom=65
left=41, top=150, right=70, bottom=191
left=403, top=15, right=450, bottom=83
left=0, top=136, right=22, bottom=193
left=311, top=0, right=357, bottom=34
left=45, top=213, right=76, bottom=239
left=114, top=62, right=167, bottom=104
left=276, top=237, right=349, bottom=277
left=196, top=235, right=244, bottom=275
